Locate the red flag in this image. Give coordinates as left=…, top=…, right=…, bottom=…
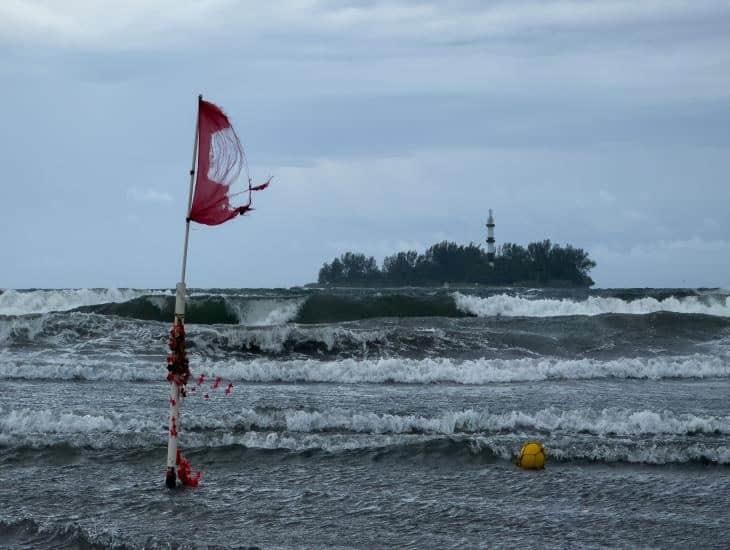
left=188, top=98, right=269, bottom=226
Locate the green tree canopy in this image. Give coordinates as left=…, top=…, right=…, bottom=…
left=318, top=240, right=595, bottom=287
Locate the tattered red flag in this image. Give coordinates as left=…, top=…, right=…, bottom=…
left=188, top=98, right=270, bottom=226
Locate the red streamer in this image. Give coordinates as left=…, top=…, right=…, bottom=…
left=176, top=449, right=201, bottom=487
left=166, top=321, right=190, bottom=386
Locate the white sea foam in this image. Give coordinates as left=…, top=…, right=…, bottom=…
left=0, top=307, right=383, bottom=351
left=2, top=353, right=729, bottom=383
left=201, top=354, right=730, bottom=384
left=0, top=288, right=158, bottom=316
left=289, top=407, right=730, bottom=436
left=189, top=406, right=730, bottom=437
left=454, top=292, right=730, bottom=318
left=0, top=407, right=156, bottom=434
left=5, top=405, right=724, bottom=438
left=0, top=351, right=161, bottom=381
left=224, top=298, right=303, bottom=326
left=2, top=405, right=728, bottom=464
left=0, top=316, right=46, bottom=344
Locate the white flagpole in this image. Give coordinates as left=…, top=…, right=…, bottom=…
left=166, top=94, right=201, bottom=488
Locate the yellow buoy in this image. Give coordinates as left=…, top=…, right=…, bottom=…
left=517, top=441, right=546, bottom=470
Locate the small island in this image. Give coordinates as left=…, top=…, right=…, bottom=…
left=317, top=239, right=596, bottom=287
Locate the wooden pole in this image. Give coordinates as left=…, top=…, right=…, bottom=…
left=166, top=94, right=201, bottom=488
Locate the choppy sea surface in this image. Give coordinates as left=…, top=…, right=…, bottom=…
left=1, top=286, right=729, bottom=548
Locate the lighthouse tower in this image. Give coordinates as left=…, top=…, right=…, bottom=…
left=486, top=209, right=496, bottom=266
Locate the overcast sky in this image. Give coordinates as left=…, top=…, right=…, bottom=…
left=1, top=0, right=729, bottom=289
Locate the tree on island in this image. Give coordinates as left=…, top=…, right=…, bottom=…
left=317, top=240, right=595, bottom=287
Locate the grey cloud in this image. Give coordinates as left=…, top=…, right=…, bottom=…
left=1, top=1, right=729, bottom=288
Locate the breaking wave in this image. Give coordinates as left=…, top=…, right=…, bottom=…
left=4, top=405, right=727, bottom=437
left=183, top=406, right=730, bottom=437
left=4, top=309, right=729, bottom=363
left=0, top=407, right=156, bottom=435
left=73, top=295, right=305, bottom=325
left=193, top=323, right=390, bottom=356
left=454, top=292, right=730, bottom=318
left=2, top=406, right=728, bottom=466
left=4, top=288, right=730, bottom=325
left=2, top=353, right=728, bottom=383
left=0, top=288, right=156, bottom=316
left=186, top=354, right=730, bottom=384
left=73, top=293, right=462, bottom=325
left=0, top=314, right=394, bottom=358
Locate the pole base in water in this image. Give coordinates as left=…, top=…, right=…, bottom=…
left=165, top=467, right=177, bottom=489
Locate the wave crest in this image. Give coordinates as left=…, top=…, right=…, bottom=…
left=188, top=406, right=730, bottom=437
left=0, top=288, right=155, bottom=315
left=454, top=292, right=730, bottom=317
left=4, top=405, right=726, bottom=438
left=3, top=405, right=728, bottom=466
left=2, top=353, right=729, bottom=383
left=201, top=354, right=730, bottom=384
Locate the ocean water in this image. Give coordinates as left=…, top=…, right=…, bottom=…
left=1, top=286, right=729, bottom=548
